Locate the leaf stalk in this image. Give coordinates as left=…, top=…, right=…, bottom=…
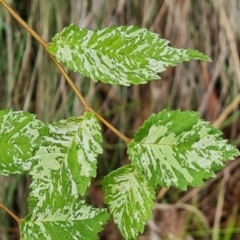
left=0, top=201, right=21, bottom=225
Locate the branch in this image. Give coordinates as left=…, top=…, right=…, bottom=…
left=0, top=201, right=21, bottom=225
left=0, top=0, right=131, bottom=144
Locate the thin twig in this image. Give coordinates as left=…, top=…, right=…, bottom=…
left=89, top=109, right=131, bottom=144
left=0, top=201, right=21, bottom=225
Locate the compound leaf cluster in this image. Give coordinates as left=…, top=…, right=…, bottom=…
left=0, top=23, right=239, bottom=240
left=0, top=110, right=108, bottom=239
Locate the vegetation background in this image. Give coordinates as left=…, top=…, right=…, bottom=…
left=0, top=0, right=240, bottom=239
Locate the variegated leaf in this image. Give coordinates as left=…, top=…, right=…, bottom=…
left=48, top=24, right=211, bottom=86
left=20, top=200, right=109, bottom=240
left=102, top=165, right=155, bottom=240
left=27, top=112, right=102, bottom=214
left=0, top=109, right=45, bottom=175
left=28, top=154, right=76, bottom=214
left=128, top=110, right=239, bottom=189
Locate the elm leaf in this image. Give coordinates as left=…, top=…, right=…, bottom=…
left=48, top=24, right=211, bottom=86
left=102, top=165, right=155, bottom=239
left=20, top=200, right=109, bottom=240
left=128, top=110, right=239, bottom=189
left=27, top=112, right=103, bottom=214
left=0, top=109, right=45, bottom=175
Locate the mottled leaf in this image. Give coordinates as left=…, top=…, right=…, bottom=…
left=66, top=112, right=102, bottom=195
left=20, top=200, right=109, bottom=240
left=48, top=24, right=211, bottom=86
left=102, top=165, right=155, bottom=240
left=0, top=109, right=45, bottom=175
left=27, top=112, right=102, bottom=214
left=128, top=110, right=239, bottom=189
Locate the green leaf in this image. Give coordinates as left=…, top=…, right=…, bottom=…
left=48, top=24, right=211, bottom=86
left=20, top=200, right=109, bottom=240
left=28, top=156, right=77, bottom=214
left=128, top=110, right=239, bottom=189
left=55, top=112, right=102, bottom=196
left=102, top=165, right=155, bottom=240
left=27, top=112, right=103, bottom=213
left=0, top=109, right=45, bottom=175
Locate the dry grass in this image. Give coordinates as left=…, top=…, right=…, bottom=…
left=0, top=0, right=240, bottom=239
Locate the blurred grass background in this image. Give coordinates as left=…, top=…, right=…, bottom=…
left=0, top=0, right=240, bottom=239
